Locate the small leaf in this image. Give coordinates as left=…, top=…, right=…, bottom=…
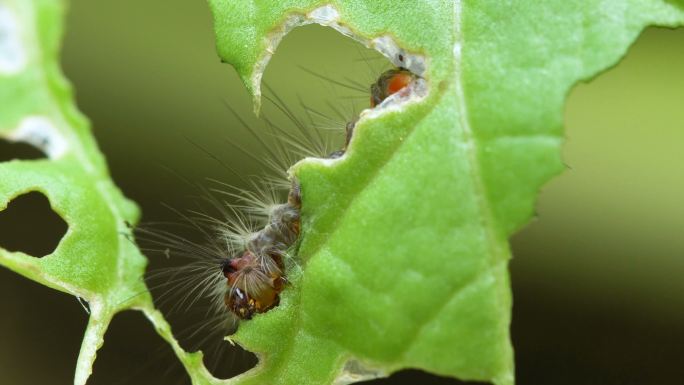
left=207, top=1, right=684, bottom=384
left=0, top=1, right=181, bottom=384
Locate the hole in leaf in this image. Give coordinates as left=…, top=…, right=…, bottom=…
left=262, top=24, right=397, bottom=131
left=359, top=369, right=487, bottom=384
left=0, top=267, right=86, bottom=385
left=89, top=311, right=191, bottom=385
left=0, top=138, right=46, bottom=161
left=202, top=331, right=258, bottom=380
left=0, top=192, right=68, bottom=257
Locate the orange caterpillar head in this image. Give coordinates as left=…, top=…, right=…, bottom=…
left=221, top=250, right=286, bottom=319
left=370, top=68, right=416, bottom=107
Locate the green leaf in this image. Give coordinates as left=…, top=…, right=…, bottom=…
left=0, top=2, right=209, bottom=384
left=207, top=1, right=684, bottom=384
left=3, top=1, right=683, bottom=385
left=0, top=0, right=150, bottom=381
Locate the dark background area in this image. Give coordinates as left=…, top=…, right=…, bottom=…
left=0, top=1, right=682, bottom=384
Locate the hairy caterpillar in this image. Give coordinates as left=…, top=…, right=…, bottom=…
left=220, top=67, right=418, bottom=320
left=139, top=67, right=419, bottom=329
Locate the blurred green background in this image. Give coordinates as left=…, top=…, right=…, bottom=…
left=0, top=1, right=682, bottom=384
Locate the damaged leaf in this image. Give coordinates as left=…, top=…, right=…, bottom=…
left=207, top=1, right=684, bottom=384
left=0, top=1, right=206, bottom=384
left=2, top=0, right=684, bottom=385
